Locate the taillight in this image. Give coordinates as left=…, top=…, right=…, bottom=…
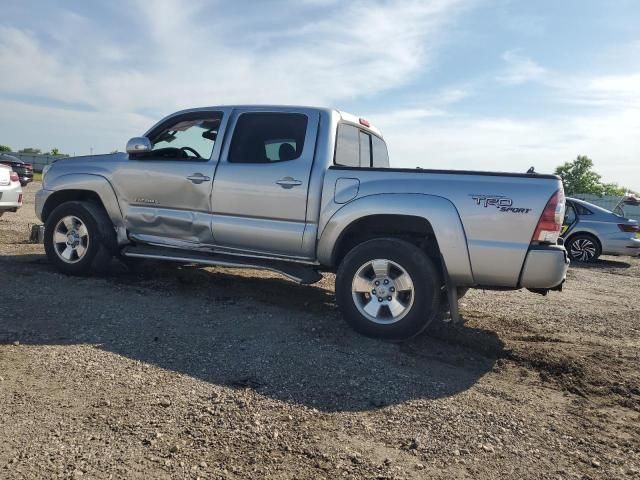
left=618, top=224, right=639, bottom=233
left=9, top=171, right=19, bottom=182
left=532, top=190, right=565, bottom=244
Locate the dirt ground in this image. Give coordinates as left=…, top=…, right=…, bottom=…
left=1, top=183, right=639, bottom=480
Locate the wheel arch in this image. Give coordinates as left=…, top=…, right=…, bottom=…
left=41, top=174, right=127, bottom=245
left=317, top=193, right=474, bottom=285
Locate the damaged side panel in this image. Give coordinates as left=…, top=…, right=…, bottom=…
left=125, top=206, right=214, bottom=248
left=111, top=160, right=217, bottom=247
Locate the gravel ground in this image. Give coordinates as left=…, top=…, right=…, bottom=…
left=1, top=183, right=639, bottom=480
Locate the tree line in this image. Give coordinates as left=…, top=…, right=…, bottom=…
left=0, top=145, right=67, bottom=156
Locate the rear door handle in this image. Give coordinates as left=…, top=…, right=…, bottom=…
left=186, top=173, right=211, bottom=184
left=276, top=177, right=302, bottom=189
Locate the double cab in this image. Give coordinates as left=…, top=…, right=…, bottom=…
left=36, top=106, right=569, bottom=339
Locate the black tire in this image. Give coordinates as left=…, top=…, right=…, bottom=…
left=44, top=201, right=116, bottom=275
left=335, top=238, right=441, bottom=340
left=566, top=233, right=601, bottom=263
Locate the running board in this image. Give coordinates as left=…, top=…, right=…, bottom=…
left=120, top=245, right=323, bottom=285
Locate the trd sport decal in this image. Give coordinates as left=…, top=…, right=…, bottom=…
left=470, top=194, right=532, bottom=214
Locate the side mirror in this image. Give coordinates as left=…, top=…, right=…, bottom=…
left=126, top=137, right=152, bottom=154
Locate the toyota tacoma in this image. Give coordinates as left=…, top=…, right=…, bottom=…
left=36, top=106, right=569, bottom=339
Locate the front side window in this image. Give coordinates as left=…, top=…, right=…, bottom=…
left=148, top=112, right=223, bottom=160
left=228, top=113, right=308, bottom=163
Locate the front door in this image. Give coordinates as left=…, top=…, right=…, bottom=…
left=210, top=109, right=319, bottom=258
left=112, top=109, right=229, bottom=248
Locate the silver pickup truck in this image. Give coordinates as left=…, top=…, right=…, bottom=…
left=36, top=106, right=569, bottom=339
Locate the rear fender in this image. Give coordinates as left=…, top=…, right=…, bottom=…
left=317, top=193, right=474, bottom=285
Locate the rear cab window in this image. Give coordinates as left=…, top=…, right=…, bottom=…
left=334, top=123, right=389, bottom=168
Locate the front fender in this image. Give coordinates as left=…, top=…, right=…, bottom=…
left=39, top=173, right=127, bottom=244
left=317, top=193, right=474, bottom=285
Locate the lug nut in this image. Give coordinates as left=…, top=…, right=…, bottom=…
left=390, top=287, right=395, bottom=292
left=374, top=280, right=380, bottom=286
left=371, top=289, right=377, bottom=295
left=383, top=279, right=389, bottom=285
left=377, top=297, right=383, bottom=302
left=387, top=296, right=392, bottom=301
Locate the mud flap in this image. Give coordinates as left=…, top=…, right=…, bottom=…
left=440, top=255, right=461, bottom=324
left=30, top=224, right=45, bottom=243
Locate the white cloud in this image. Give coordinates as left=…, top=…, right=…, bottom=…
left=379, top=106, right=640, bottom=189
left=496, top=50, right=547, bottom=85
left=387, top=49, right=639, bottom=188
left=0, top=1, right=466, bottom=112
left=0, top=0, right=468, bottom=152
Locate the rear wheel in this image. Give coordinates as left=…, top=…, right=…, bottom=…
left=44, top=201, right=115, bottom=275
left=566, top=233, right=601, bottom=262
left=336, top=238, right=441, bottom=340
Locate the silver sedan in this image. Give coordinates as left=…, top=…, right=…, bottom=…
left=562, top=197, right=640, bottom=262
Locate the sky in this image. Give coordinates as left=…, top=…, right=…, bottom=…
left=0, top=0, right=639, bottom=189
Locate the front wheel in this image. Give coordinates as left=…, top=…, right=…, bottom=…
left=44, top=201, right=115, bottom=275
left=335, top=238, right=441, bottom=340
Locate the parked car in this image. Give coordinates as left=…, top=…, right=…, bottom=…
left=562, top=197, right=640, bottom=262
left=0, top=153, right=33, bottom=186
left=36, top=105, right=569, bottom=339
left=0, top=163, right=23, bottom=217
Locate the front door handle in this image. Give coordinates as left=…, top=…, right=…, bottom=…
left=276, top=177, right=302, bottom=189
left=186, top=173, right=211, bottom=184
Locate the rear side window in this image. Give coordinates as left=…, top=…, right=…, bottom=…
left=574, top=203, right=592, bottom=215
left=334, top=124, right=360, bottom=167
left=359, top=131, right=371, bottom=167
left=229, top=113, right=308, bottom=163
left=372, top=135, right=389, bottom=168
left=334, top=123, right=389, bottom=168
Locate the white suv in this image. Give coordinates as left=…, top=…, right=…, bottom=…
left=0, top=164, right=23, bottom=218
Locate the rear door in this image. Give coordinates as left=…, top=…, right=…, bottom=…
left=211, top=108, right=319, bottom=258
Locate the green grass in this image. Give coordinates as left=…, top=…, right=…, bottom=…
left=32, top=172, right=42, bottom=182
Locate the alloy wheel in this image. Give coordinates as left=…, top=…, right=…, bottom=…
left=351, top=259, right=415, bottom=324
left=569, top=238, right=597, bottom=261
left=53, top=215, right=90, bottom=264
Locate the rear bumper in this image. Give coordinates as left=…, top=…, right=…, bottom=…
left=603, top=237, right=640, bottom=256
left=0, top=187, right=23, bottom=211
left=519, top=244, right=569, bottom=289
